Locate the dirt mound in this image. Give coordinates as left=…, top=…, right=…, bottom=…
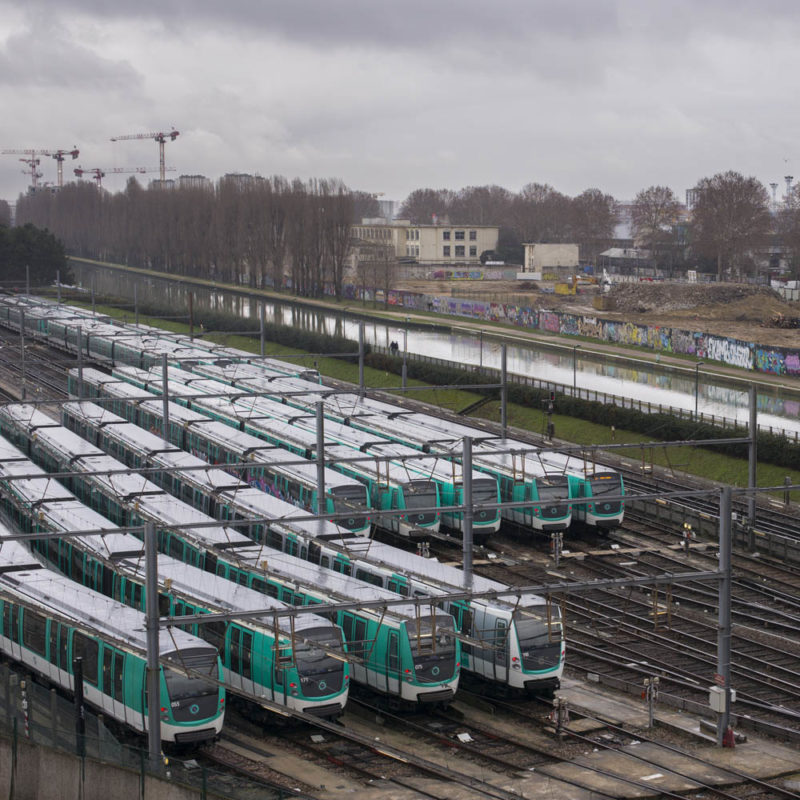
left=606, top=283, right=783, bottom=316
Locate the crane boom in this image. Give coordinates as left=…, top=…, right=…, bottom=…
left=2, top=146, right=79, bottom=187
left=109, top=130, right=179, bottom=181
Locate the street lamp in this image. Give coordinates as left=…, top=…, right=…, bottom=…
left=572, top=344, right=581, bottom=392
left=479, top=329, right=484, bottom=368
left=402, top=317, right=409, bottom=389
left=694, top=361, right=704, bottom=419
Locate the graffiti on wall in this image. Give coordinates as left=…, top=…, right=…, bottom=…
left=408, top=288, right=797, bottom=376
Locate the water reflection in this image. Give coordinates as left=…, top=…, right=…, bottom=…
left=78, top=265, right=800, bottom=436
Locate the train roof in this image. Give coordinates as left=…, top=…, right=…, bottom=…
left=0, top=444, right=339, bottom=636
left=0, top=527, right=203, bottom=656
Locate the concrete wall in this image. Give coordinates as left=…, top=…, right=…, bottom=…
left=523, top=243, right=579, bottom=271
left=0, top=735, right=219, bottom=800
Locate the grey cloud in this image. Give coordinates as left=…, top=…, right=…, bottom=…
left=0, top=25, right=142, bottom=90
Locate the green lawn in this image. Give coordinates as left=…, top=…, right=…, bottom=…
left=69, top=298, right=800, bottom=496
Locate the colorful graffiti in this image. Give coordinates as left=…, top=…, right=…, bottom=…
left=354, top=283, right=799, bottom=376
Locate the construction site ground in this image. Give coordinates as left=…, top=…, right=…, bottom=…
left=393, top=278, right=800, bottom=349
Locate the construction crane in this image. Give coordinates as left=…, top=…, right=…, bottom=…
left=73, top=166, right=173, bottom=187
left=19, top=157, right=43, bottom=190
left=1, top=147, right=79, bottom=187
left=110, top=129, right=179, bottom=181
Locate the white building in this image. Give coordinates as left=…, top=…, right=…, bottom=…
left=351, top=219, right=499, bottom=265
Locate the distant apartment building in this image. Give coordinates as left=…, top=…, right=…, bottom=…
left=351, top=219, right=499, bottom=265
left=177, top=174, right=213, bottom=190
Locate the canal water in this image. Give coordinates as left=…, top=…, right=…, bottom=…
left=75, top=263, right=800, bottom=436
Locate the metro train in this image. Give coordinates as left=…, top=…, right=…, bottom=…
left=0, top=528, right=225, bottom=745
left=0, top=428, right=351, bottom=718
left=0, top=295, right=320, bottom=382
left=47, top=399, right=559, bottom=693
left=194, top=362, right=622, bottom=532
left=103, top=364, right=500, bottom=540
left=0, top=410, right=460, bottom=707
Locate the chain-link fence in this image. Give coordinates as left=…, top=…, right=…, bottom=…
left=0, top=663, right=308, bottom=799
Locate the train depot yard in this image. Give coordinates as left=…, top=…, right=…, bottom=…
left=0, top=294, right=799, bottom=799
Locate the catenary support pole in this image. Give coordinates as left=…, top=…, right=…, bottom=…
left=500, top=345, right=508, bottom=439
left=19, top=310, right=26, bottom=401
left=73, top=657, right=85, bottom=757
left=358, top=323, right=365, bottom=396
left=144, top=521, right=161, bottom=764
left=91, top=275, right=95, bottom=315
left=56, top=270, right=61, bottom=304
left=747, top=385, right=757, bottom=528
left=162, top=354, right=170, bottom=443
left=462, top=436, right=473, bottom=587
left=76, top=328, right=83, bottom=399
left=716, top=486, right=733, bottom=745
left=25, top=264, right=29, bottom=296
left=134, top=283, right=139, bottom=327
left=188, top=292, right=194, bottom=340
left=316, top=402, right=325, bottom=516
left=260, top=302, right=265, bottom=358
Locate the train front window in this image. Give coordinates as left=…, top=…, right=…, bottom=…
left=163, top=647, right=219, bottom=702
left=407, top=616, right=457, bottom=683
left=404, top=481, right=436, bottom=510
left=536, top=476, right=570, bottom=517
left=472, top=479, right=499, bottom=522
left=294, top=626, right=345, bottom=696
left=514, top=610, right=563, bottom=670
left=330, top=486, right=368, bottom=531
left=590, top=473, right=621, bottom=496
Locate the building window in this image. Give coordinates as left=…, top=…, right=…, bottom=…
left=415, top=246, right=419, bottom=256
left=455, top=246, right=465, bottom=257
left=443, top=246, right=451, bottom=257
left=443, top=231, right=451, bottom=241
left=455, top=231, right=465, bottom=240
left=469, top=230, right=477, bottom=240
left=415, top=230, right=419, bottom=240
left=469, top=246, right=477, bottom=256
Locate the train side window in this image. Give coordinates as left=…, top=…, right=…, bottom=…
left=59, top=626, right=69, bottom=670
left=73, top=633, right=99, bottom=685
left=240, top=630, right=253, bottom=679
left=353, top=619, right=368, bottom=658
left=49, top=623, right=59, bottom=665
left=22, top=610, right=47, bottom=657
left=103, top=648, right=114, bottom=695
left=158, top=593, right=171, bottom=617
left=201, top=620, right=226, bottom=653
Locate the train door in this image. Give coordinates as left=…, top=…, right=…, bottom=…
left=492, top=619, right=509, bottom=684
left=386, top=631, right=400, bottom=696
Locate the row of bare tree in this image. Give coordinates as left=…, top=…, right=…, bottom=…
left=15, top=176, right=378, bottom=298
left=12, top=170, right=800, bottom=288
left=401, top=174, right=800, bottom=277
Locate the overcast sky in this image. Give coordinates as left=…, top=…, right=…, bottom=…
left=2, top=0, right=799, bottom=208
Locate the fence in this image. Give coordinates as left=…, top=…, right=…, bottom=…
left=0, top=663, right=300, bottom=799
left=376, top=345, right=800, bottom=440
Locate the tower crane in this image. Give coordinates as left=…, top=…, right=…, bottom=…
left=19, top=158, right=43, bottom=190
left=110, top=129, right=179, bottom=181
left=1, top=146, right=80, bottom=188
left=73, top=166, right=173, bottom=187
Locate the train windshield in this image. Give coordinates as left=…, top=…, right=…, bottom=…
left=330, top=485, right=369, bottom=531
left=536, top=475, right=571, bottom=519
left=294, top=626, right=346, bottom=697
left=589, top=473, right=623, bottom=512
left=472, top=478, right=499, bottom=523
left=407, top=615, right=457, bottom=684
left=513, top=609, right=563, bottom=671
left=163, top=647, right=220, bottom=722
left=403, top=480, right=438, bottom=525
